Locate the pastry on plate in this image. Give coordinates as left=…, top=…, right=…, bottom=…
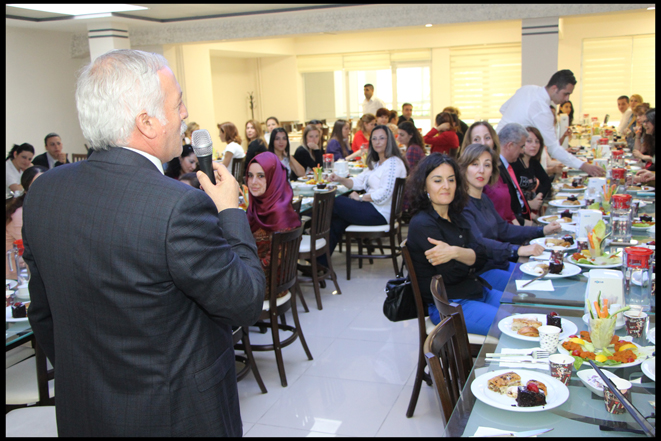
left=511, top=317, right=542, bottom=332
left=488, top=371, right=522, bottom=394
left=517, top=326, right=540, bottom=337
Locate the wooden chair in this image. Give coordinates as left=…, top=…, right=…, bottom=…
left=232, top=326, right=267, bottom=394
left=71, top=153, right=87, bottom=162
left=344, top=177, right=406, bottom=280
left=297, top=190, right=342, bottom=310
left=6, top=337, right=55, bottom=413
left=238, top=226, right=313, bottom=387
left=423, top=312, right=473, bottom=426
left=430, top=275, right=498, bottom=358
left=231, top=158, right=245, bottom=185
left=401, top=244, right=436, bottom=418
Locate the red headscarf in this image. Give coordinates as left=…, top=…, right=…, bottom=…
left=246, top=152, right=301, bottom=233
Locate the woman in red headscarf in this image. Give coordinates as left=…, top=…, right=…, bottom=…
left=246, top=152, right=302, bottom=300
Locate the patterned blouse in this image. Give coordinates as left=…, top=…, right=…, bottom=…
left=351, top=156, right=408, bottom=222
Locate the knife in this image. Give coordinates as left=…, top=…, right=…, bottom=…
left=482, top=428, right=553, bottom=437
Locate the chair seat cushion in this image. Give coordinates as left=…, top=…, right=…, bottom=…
left=299, top=235, right=326, bottom=253
left=346, top=221, right=398, bottom=233
left=425, top=317, right=436, bottom=335
left=468, top=334, right=499, bottom=346
left=262, top=291, right=292, bottom=311
left=6, top=406, right=58, bottom=437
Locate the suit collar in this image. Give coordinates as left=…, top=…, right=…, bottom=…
left=87, top=147, right=163, bottom=173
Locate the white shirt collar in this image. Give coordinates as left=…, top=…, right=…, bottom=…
left=119, top=146, right=164, bottom=174
left=500, top=154, right=509, bottom=168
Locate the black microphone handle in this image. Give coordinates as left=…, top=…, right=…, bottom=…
left=197, top=155, right=216, bottom=185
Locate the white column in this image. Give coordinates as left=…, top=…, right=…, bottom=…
left=521, top=17, right=559, bottom=87
left=87, top=22, right=130, bottom=62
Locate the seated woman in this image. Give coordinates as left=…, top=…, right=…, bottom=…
left=326, top=120, right=362, bottom=161
left=264, top=116, right=279, bottom=145
left=624, top=95, right=644, bottom=150
left=246, top=152, right=302, bottom=300
left=183, top=121, right=199, bottom=145
left=268, top=127, right=305, bottom=180
left=423, top=112, right=459, bottom=155
left=397, top=121, right=425, bottom=172
left=5, top=143, right=35, bottom=196
left=388, top=110, right=399, bottom=136
left=164, top=145, right=198, bottom=179
left=218, top=121, right=246, bottom=171
left=458, top=143, right=561, bottom=292
left=351, top=114, right=376, bottom=152
left=557, top=100, right=574, bottom=126
left=319, top=125, right=408, bottom=267
left=443, top=106, right=468, bottom=146
left=179, top=172, right=200, bottom=189
left=510, top=126, right=553, bottom=214
left=405, top=153, right=501, bottom=335
left=6, top=165, right=47, bottom=277
left=244, top=119, right=268, bottom=166
left=293, top=125, right=324, bottom=175
left=633, top=108, right=655, bottom=170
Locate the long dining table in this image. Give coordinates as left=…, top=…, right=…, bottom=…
left=441, top=153, right=656, bottom=437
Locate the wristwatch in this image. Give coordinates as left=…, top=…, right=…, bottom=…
left=359, top=195, right=364, bottom=202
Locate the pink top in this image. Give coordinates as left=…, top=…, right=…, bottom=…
left=483, top=176, right=517, bottom=224
left=6, top=207, right=22, bottom=278
left=351, top=130, right=369, bottom=152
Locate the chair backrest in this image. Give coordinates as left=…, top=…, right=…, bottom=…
left=71, top=153, right=87, bottom=162
left=423, top=312, right=472, bottom=426
left=389, top=177, right=407, bottom=229
left=291, top=197, right=302, bottom=215
left=308, top=189, right=336, bottom=243
left=402, top=245, right=431, bottom=348
left=269, top=225, right=304, bottom=299
left=430, top=275, right=473, bottom=367
left=231, top=158, right=245, bottom=185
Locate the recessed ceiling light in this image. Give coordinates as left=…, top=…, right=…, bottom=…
left=648, top=6, right=655, bottom=9
left=425, top=24, right=433, bottom=27
left=7, top=4, right=148, bottom=16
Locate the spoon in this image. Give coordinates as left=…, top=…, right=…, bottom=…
left=522, top=267, right=550, bottom=287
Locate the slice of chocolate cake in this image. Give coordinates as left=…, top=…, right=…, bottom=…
left=546, top=311, right=562, bottom=331
left=515, top=386, right=546, bottom=407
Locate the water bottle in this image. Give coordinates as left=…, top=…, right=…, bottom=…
left=611, top=194, right=632, bottom=242
left=622, top=246, right=654, bottom=312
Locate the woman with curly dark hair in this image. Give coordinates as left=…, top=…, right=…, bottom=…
left=405, top=153, right=502, bottom=334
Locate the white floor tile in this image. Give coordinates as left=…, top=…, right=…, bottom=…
left=256, top=376, right=403, bottom=437
left=374, top=384, right=444, bottom=437
left=244, top=423, right=349, bottom=437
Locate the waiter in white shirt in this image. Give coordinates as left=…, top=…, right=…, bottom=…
left=617, top=95, right=633, bottom=136
left=497, top=69, right=605, bottom=177
left=362, top=84, right=387, bottom=116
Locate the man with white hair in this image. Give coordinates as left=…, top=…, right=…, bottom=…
left=497, top=69, right=605, bottom=177
left=22, top=49, right=265, bottom=437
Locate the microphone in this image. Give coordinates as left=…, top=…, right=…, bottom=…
left=191, top=129, right=216, bottom=185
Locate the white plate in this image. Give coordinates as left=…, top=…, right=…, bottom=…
left=549, top=199, right=585, bottom=208
left=313, top=188, right=334, bottom=193
left=632, top=270, right=655, bottom=286
left=641, top=358, right=655, bottom=382
left=519, top=261, right=582, bottom=279
left=632, top=222, right=655, bottom=231
left=557, top=338, right=643, bottom=369
left=470, top=369, right=569, bottom=412
left=498, top=313, right=578, bottom=342
left=566, top=255, right=622, bottom=269
left=5, top=305, right=29, bottom=322
left=530, top=237, right=577, bottom=251
left=647, top=327, right=655, bottom=345
left=627, top=166, right=642, bottom=171
left=537, top=215, right=573, bottom=224
left=6, top=279, right=18, bottom=289
left=577, top=369, right=622, bottom=397
left=556, top=185, right=587, bottom=192
left=581, top=314, right=625, bottom=331
left=292, top=183, right=315, bottom=190
left=632, top=200, right=648, bottom=208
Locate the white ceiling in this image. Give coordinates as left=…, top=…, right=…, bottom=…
left=5, top=4, right=357, bottom=33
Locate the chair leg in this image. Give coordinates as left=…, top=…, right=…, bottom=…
left=406, top=351, right=426, bottom=418
left=291, top=293, right=313, bottom=361
left=324, top=247, right=342, bottom=295
left=358, top=239, right=363, bottom=269
left=376, top=237, right=385, bottom=256
left=346, top=235, right=352, bottom=280
left=279, top=312, right=287, bottom=326
left=297, top=283, right=310, bottom=313
left=390, top=235, right=400, bottom=276
left=367, top=239, right=374, bottom=265
left=310, top=253, right=323, bottom=310
left=270, top=310, right=288, bottom=387
left=241, top=332, right=267, bottom=394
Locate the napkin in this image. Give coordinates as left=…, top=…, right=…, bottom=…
left=516, top=279, right=554, bottom=291
left=530, top=252, right=551, bottom=261
left=301, top=197, right=314, bottom=205
left=472, top=426, right=542, bottom=437
left=492, top=348, right=550, bottom=371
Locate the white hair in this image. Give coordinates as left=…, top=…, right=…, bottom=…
left=498, top=123, right=529, bottom=146
left=75, top=49, right=169, bottom=150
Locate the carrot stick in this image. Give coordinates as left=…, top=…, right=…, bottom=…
left=602, top=298, right=609, bottom=317
left=594, top=301, right=602, bottom=318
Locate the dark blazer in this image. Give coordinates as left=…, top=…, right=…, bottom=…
left=22, top=147, right=265, bottom=437
left=497, top=162, right=526, bottom=225
left=31, top=152, right=69, bottom=169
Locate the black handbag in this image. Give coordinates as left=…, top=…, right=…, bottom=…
left=383, top=276, right=418, bottom=322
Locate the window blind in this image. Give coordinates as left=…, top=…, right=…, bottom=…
left=449, top=43, right=522, bottom=121
left=581, top=35, right=655, bottom=120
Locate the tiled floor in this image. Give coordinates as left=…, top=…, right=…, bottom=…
left=238, top=235, right=446, bottom=437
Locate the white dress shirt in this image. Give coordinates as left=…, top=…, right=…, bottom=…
left=618, top=109, right=633, bottom=135
left=351, top=156, right=407, bottom=222
left=497, top=85, right=584, bottom=170
left=6, top=159, right=22, bottom=195
left=362, top=96, right=387, bottom=116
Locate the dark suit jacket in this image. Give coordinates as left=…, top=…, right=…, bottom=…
left=31, top=152, right=69, bottom=169
left=498, top=162, right=526, bottom=225
left=22, top=147, right=265, bottom=437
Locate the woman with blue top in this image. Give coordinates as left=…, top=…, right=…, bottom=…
left=457, top=143, right=562, bottom=291
left=326, top=120, right=363, bottom=161
left=405, top=153, right=499, bottom=335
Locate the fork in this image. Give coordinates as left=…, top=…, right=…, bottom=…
left=486, top=349, right=550, bottom=360
left=521, top=268, right=549, bottom=287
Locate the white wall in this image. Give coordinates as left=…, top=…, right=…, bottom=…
left=5, top=27, right=90, bottom=157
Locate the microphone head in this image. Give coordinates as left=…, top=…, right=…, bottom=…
left=191, top=129, right=213, bottom=157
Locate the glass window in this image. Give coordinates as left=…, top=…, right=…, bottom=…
left=347, top=69, right=392, bottom=119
